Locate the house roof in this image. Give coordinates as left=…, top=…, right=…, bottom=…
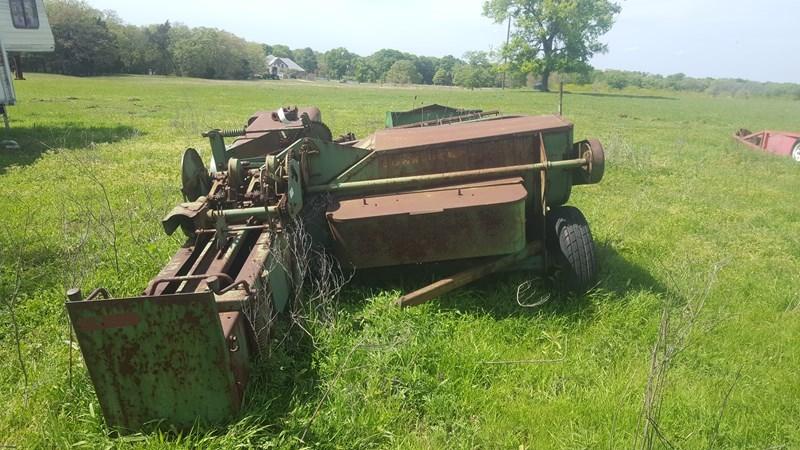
left=266, top=55, right=305, bottom=72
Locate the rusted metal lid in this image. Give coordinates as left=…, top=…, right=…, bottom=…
left=328, top=177, right=528, bottom=221
left=244, top=107, right=322, bottom=133
left=358, top=115, right=572, bottom=151
left=229, top=107, right=323, bottom=148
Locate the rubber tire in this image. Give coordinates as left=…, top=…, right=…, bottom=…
left=792, top=141, right=800, bottom=163
left=547, top=206, right=598, bottom=292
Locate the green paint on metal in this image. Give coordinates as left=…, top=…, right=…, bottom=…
left=299, top=138, right=371, bottom=186
left=542, top=130, right=574, bottom=206
left=66, top=293, right=240, bottom=431
left=215, top=206, right=277, bottom=223
left=258, top=234, right=291, bottom=312
left=287, top=158, right=303, bottom=217
left=306, top=159, right=588, bottom=195
left=206, top=131, right=228, bottom=173
left=385, top=104, right=481, bottom=128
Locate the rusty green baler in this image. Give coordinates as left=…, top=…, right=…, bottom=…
left=66, top=105, right=604, bottom=430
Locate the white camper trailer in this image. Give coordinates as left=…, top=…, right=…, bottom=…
left=0, top=0, right=53, bottom=127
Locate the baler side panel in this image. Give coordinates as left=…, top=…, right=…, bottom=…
left=326, top=178, right=528, bottom=268
left=66, top=293, right=243, bottom=431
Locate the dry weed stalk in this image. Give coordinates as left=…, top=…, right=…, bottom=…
left=635, top=259, right=727, bottom=450
left=0, top=211, right=38, bottom=404
left=244, top=195, right=353, bottom=351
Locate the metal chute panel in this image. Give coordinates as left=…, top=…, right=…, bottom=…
left=385, top=104, right=483, bottom=128
left=326, top=177, right=528, bottom=268
left=66, top=292, right=249, bottom=431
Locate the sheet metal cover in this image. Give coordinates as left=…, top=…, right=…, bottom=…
left=329, top=177, right=527, bottom=221
left=357, top=115, right=572, bottom=151
left=245, top=107, right=321, bottom=133
left=66, top=292, right=241, bottom=430
left=230, top=107, right=322, bottom=148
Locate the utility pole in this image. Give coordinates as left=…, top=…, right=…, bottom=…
left=502, top=15, right=511, bottom=90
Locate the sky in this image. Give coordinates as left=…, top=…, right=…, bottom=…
left=86, top=0, right=799, bottom=83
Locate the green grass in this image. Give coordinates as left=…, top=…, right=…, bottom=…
left=0, top=74, right=799, bottom=449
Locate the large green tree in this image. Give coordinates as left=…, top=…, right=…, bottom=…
left=169, top=26, right=264, bottom=79
left=367, top=49, right=408, bottom=81
left=354, top=59, right=378, bottom=83
left=414, top=56, right=438, bottom=85
left=320, top=48, right=356, bottom=80
left=269, top=44, right=294, bottom=59
left=143, top=21, right=174, bottom=75
left=432, top=68, right=452, bottom=86
left=385, top=60, right=422, bottom=85
left=451, top=51, right=497, bottom=89
left=292, top=47, right=318, bottom=73
left=483, top=0, right=620, bottom=91
left=41, top=0, right=120, bottom=75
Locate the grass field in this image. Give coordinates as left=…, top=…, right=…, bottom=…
left=0, top=74, right=798, bottom=449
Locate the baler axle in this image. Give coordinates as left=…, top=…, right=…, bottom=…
left=308, top=157, right=590, bottom=194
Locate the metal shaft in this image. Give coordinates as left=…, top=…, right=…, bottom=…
left=210, top=206, right=279, bottom=223
left=308, top=157, right=588, bottom=195
left=396, top=242, right=543, bottom=308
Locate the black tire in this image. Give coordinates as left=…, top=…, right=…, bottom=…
left=792, top=140, right=800, bottom=163
left=547, top=206, right=598, bottom=292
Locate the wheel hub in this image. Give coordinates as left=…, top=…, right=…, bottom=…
left=792, top=144, right=800, bottom=163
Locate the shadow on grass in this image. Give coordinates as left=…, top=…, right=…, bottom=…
left=124, top=243, right=666, bottom=440
left=0, top=123, right=140, bottom=174
left=207, top=319, right=321, bottom=443
left=569, top=91, right=677, bottom=101
left=349, top=239, right=668, bottom=321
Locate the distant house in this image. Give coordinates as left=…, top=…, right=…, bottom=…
left=266, top=55, right=306, bottom=79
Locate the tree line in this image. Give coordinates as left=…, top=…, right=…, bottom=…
left=589, top=70, right=800, bottom=99
left=22, top=0, right=265, bottom=79
left=22, top=0, right=512, bottom=89
left=20, top=0, right=800, bottom=99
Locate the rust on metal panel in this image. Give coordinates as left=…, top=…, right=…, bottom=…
left=66, top=292, right=243, bottom=430
left=76, top=313, right=141, bottom=332
left=147, top=235, right=212, bottom=297
left=218, top=311, right=252, bottom=400
left=364, top=134, right=540, bottom=181
left=347, top=119, right=573, bottom=183
left=329, top=178, right=527, bottom=221
left=363, top=115, right=572, bottom=151
left=231, top=231, right=271, bottom=289
left=227, top=107, right=324, bottom=158
left=327, top=178, right=528, bottom=268
left=230, top=107, right=321, bottom=143
left=219, top=311, right=241, bottom=339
